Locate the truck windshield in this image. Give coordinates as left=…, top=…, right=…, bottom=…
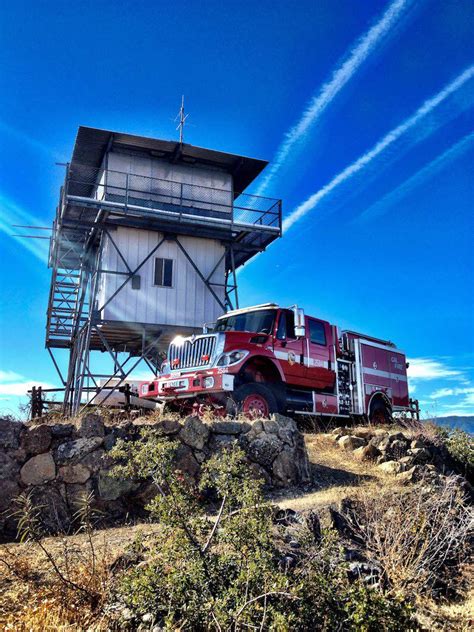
left=214, top=309, right=276, bottom=334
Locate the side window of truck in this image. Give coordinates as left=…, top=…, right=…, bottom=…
left=309, top=319, right=326, bottom=346
left=276, top=310, right=295, bottom=340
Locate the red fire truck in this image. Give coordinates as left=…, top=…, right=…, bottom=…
left=140, top=303, right=418, bottom=422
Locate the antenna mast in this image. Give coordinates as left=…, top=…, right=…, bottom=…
left=175, top=95, right=189, bottom=144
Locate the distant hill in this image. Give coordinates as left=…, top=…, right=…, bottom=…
left=426, top=416, right=474, bottom=434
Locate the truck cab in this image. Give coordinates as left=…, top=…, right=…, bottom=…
left=140, top=303, right=416, bottom=422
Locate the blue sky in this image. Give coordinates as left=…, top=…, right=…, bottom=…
left=0, top=0, right=473, bottom=420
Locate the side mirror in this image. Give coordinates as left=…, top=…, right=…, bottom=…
left=293, top=306, right=306, bottom=338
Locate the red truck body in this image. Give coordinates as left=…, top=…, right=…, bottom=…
left=140, top=304, right=418, bottom=422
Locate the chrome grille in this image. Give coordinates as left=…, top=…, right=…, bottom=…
left=168, top=335, right=217, bottom=370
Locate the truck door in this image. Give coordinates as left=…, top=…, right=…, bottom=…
left=273, top=310, right=306, bottom=385
left=305, top=317, right=335, bottom=390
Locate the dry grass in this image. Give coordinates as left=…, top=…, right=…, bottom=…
left=0, top=523, right=157, bottom=630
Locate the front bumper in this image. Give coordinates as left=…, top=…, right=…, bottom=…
left=139, top=368, right=235, bottom=401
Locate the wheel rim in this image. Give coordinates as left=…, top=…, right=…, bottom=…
left=241, top=393, right=269, bottom=418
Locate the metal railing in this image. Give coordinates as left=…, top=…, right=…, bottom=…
left=64, top=164, right=282, bottom=230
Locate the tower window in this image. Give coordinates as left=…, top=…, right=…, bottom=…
left=154, top=258, right=173, bottom=287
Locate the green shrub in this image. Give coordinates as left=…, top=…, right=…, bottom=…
left=109, top=431, right=415, bottom=630
left=445, top=429, right=474, bottom=479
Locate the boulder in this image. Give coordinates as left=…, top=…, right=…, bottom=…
left=29, top=484, right=70, bottom=532
left=49, top=423, right=75, bottom=439
left=389, top=439, right=408, bottom=458
left=22, top=424, right=52, bottom=455
left=98, top=470, right=139, bottom=501
left=0, top=418, right=23, bottom=449
left=180, top=416, right=210, bottom=450
left=58, top=463, right=91, bottom=484
left=353, top=443, right=381, bottom=461
left=263, top=419, right=280, bottom=434
left=409, top=447, right=431, bottom=464
left=211, top=420, right=249, bottom=435
left=352, top=428, right=374, bottom=440
left=273, top=448, right=299, bottom=485
left=338, top=435, right=366, bottom=451
left=157, top=418, right=182, bottom=435
left=76, top=413, right=105, bottom=438
left=209, top=434, right=238, bottom=451
left=55, top=436, right=103, bottom=463
left=411, top=438, right=427, bottom=449
left=20, top=452, right=56, bottom=485
left=0, top=452, right=20, bottom=479
left=174, top=444, right=200, bottom=478
left=245, top=434, right=282, bottom=468
left=0, top=479, right=20, bottom=513
left=79, top=448, right=111, bottom=472
left=378, top=460, right=404, bottom=475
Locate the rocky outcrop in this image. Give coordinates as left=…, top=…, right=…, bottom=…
left=0, top=412, right=310, bottom=539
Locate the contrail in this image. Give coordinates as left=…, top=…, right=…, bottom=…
left=0, top=194, right=50, bottom=264
left=282, top=64, right=474, bottom=232
left=254, top=0, right=412, bottom=196
left=357, top=131, right=474, bottom=222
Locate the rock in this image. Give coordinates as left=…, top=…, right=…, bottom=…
left=20, top=453, right=56, bottom=485
left=55, top=436, right=103, bottom=463
left=273, top=448, right=299, bottom=485
left=411, top=438, right=426, bottom=449
left=76, top=413, right=105, bottom=438
left=50, top=423, right=75, bottom=439
left=0, top=452, right=20, bottom=479
left=21, top=424, right=51, bottom=455
left=250, top=420, right=265, bottom=434
left=331, top=426, right=348, bottom=435
left=246, top=434, right=282, bottom=468
left=65, top=481, right=94, bottom=506
left=378, top=460, right=404, bottom=475
left=180, top=416, right=210, bottom=450
left=174, top=444, right=200, bottom=478
left=0, top=418, right=23, bottom=449
left=157, top=418, right=181, bottom=435
left=278, top=425, right=296, bottom=446
left=263, top=419, right=280, bottom=434
left=370, top=434, right=389, bottom=449
left=348, top=562, right=381, bottom=587
left=30, top=484, right=70, bottom=532
left=399, top=455, right=415, bottom=467
left=58, top=463, right=91, bottom=484
left=338, top=435, right=366, bottom=451
left=98, top=470, right=139, bottom=501
left=0, top=479, right=20, bottom=513
left=409, top=447, right=431, bottom=464
left=352, top=428, right=374, bottom=440
left=353, top=443, right=381, bottom=461
left=397, top=466, right=420, bottom=484
left=248, top=462, right=272, bottom=485
left=389, top=439, right=408, bottom=458
left=373, top=428, right=389, bottom=437
left=388, top=431, right=407, bottom=442
left=211, top=420, right=249, bottom=435
left=209, top=434, right=238, bottom=451
left=80, top=449, right=111, bottom=472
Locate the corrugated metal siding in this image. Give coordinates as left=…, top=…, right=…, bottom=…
left=97, top=226, right=225, bottom=329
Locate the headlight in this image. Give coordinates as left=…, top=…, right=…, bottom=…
left=216, top=350, right=249, bottom=366
left=202, top=376, right=215, bottom=389
left=161, top=361, right=171, bottom=374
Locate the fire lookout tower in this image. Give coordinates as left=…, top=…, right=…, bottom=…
left=45, top=126, right=282, bottom=414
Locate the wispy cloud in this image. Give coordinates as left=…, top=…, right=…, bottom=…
left=282, top=64, right=474, bottom=231
left=0, top=193, right=50, bottom=263
left=0, top=119, right=63, bottom=160
left=430, top=386, right=474, bottom=399
left=357, top=131, right=474, bottom=222
left=254, top=0, right=412, bottom=196
left=407, top=357, right=462, bottom=380
left=0, top=370, right=56, bottom=398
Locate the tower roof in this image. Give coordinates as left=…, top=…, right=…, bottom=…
left=70, top=126, right=268, bottom=194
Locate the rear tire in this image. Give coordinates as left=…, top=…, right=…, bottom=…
left=369, top=399, right=392, bottom=425
left=227, top=383, right=278, bottom=419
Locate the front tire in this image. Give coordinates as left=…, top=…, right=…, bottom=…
left=227, top=383, right=278, bottom=419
